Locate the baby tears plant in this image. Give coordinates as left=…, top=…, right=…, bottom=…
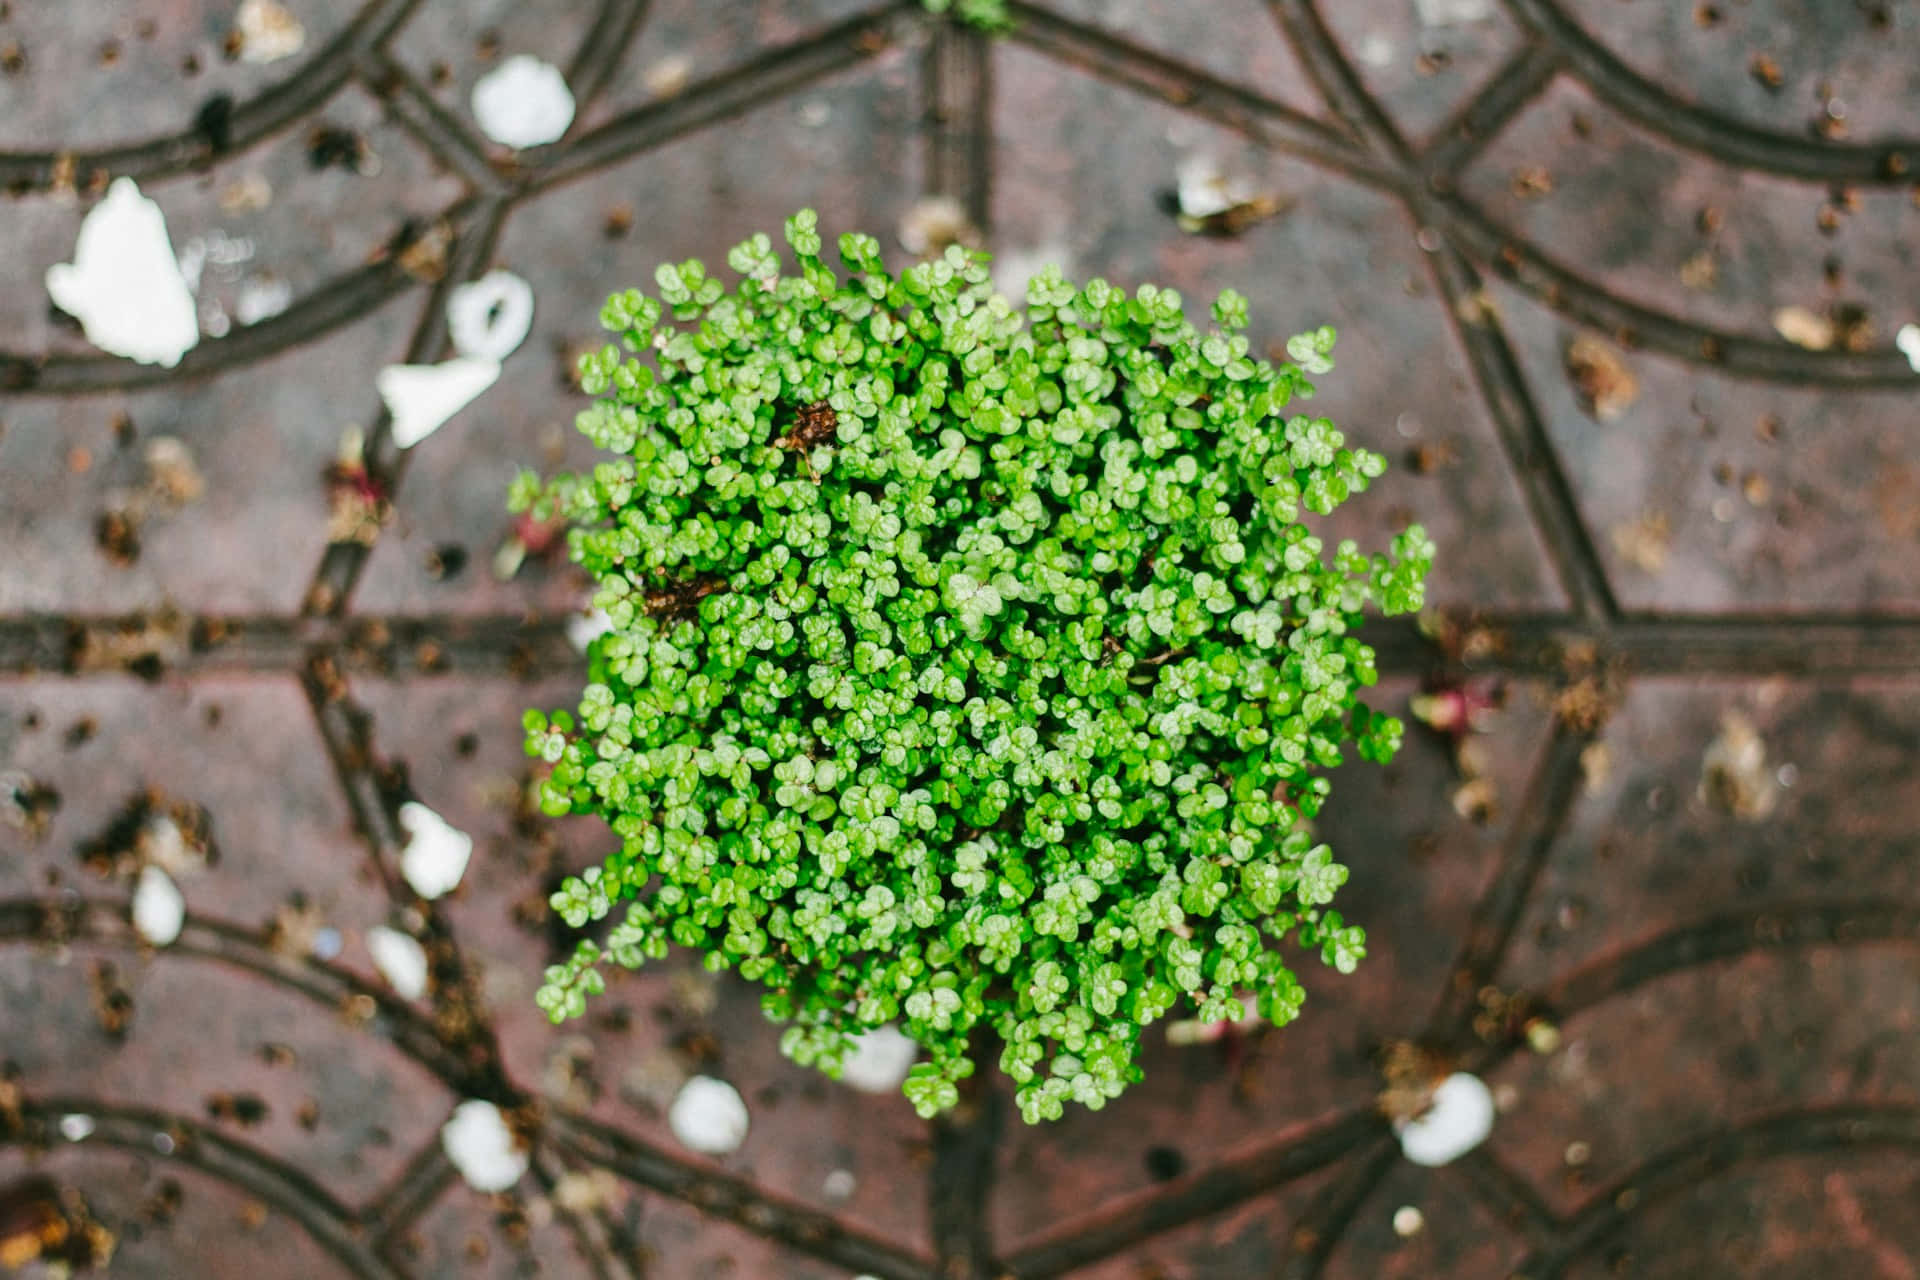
left=517, top=209, right=1433, bottom=1124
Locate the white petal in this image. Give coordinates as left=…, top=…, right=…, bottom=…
left=1414, top=0, right=1493, bottom=23
left=566, top=607, right=614, bottom=653
left=132, top=865, right=185, bottom=946
left=471, top=56, right=575, bottom=149
left=441, top=1100, right=529, bottom=1192
left=669, top=1076, right=750, bottom=1155
left=1396, top=1072, right=1495, bottom=1167
left=398, top=801, right=474, bottom=900
left=1897, top=324, right=1920, bottom=374
left=46, top=178, right=199, bottom=367
left=377, top=357, right=501, bottom=450
left=838, top=1026, right=918, bottom=1094
left=237, top=0, right=306, bottom=63
left=447, top=270, right=535, bottom=361
left=368, top=926, right=430, bottom=1000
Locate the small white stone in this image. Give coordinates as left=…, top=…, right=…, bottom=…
left=237, top=0, right=306, bottom=64
left=471, top=55, right=576, bottom=149
left=822, top=1168, right=856, bottom=1201
left=1896, top=324, right=1920, bottom=373
left=668, top=1076, right=750, bottom=1155
left=441, top=1100, right=529, bottom=1192
left=368, top=926, right=430, bottom=999
left=566, top=607, right=614, bottom=653
left=235, top=275, right=293, bottom=326
left=1414, top=0, right=1493, bottom=23
left=398, top=801, right=474, bottom=900
left=377, top=357, right=502, bottom=449
left=1396, top=1072, right=1495, bottom=1167
left=132, top=865, right=186, bottom=946
left=1392, top=1205, right=1425, bottom=1237
left=838, top=1026, right=919, bottom=1094
left=46, top=178, right=199, bottom=367
left=312, top=926, right=343, bottom=960
left=447, top=270, right=535, bottom=361
left=59, top=1114, right=96, bottom=1142
left=1357, top=34, right=1396, bottom=68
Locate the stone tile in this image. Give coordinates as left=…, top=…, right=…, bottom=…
left=1458, top=78, right=1920, bottom=343
left=1029, top=0, right=1325, bottom=118
left=1552, top=0, right=1920, bottom=139
left=1493, top=282, right=1920, bottom=612
left=1318, top=0, right=1528, bottom=146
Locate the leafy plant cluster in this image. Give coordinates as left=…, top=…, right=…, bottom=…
left=518, top=210, right=1432, bottom=1123
left=922, top=0, right=1014, bottom=33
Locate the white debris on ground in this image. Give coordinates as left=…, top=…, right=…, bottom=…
left=566, top=607, right=614, bottom=653
left=1175, top=153, right=1260, bottom=221
left=131, top=865, right=186, bottom=946
left=822, top=1168, right=857, bottom=1201
left=644, top=53, right=694, bottom=99
left=1393, top=1205, right=1426, bottom=1237
left=235, top=275, right=293, bottom=326
left=471, top=55, right=576, bottom=149
left=312, top=926, right=343, bottom=960
left=838, top=1026, right=919, bottom=1094
left=379, top=358, right=503, bottom=450
left=1897, top=323, right=1920, bottom=373
left=1395, top=1072, right=1495, bottom=1167
left=59, top=1114, right=96, bottom=1143
left=236, top=0, right=306, bottom=63
left=379, top=268, right=535, bottom=449
left=441, top=1100, right=529, bottom=1192
left=448, top=270, right=536, bottom=361
left=1699, top=710, right=1778, bottom=821
left=367, top=926, right=429, bottom=999
left=668, top=1076, right=750, bottom=1155
left=46, top=178, right=199, bottom=367
left=897, top=196, right=980, bottom=257
left=992, top=241, right=1073, bottom=306
left=1414, top=0, right=1493, bottom=23
left=397, top=801, right=474, bottom=900
left=1166, top=994, right=1261, bottom=1046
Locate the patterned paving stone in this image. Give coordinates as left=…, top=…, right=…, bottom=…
left=4, top=0, right=1919, bottom=1275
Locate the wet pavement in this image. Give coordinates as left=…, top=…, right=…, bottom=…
left=2, top=0, right=1919, bottom=1276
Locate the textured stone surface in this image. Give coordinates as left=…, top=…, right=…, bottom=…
left=3, top=0, right=1918, bottom=1276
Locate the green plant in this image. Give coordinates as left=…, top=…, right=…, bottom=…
left=517, top=209, right=1432, bottom=1123
left=922, top=0, right=1013, bottom=34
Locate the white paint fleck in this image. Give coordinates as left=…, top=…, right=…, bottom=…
left=368, top=926, right=430, bottom=999
left=235, top=275, right=293, bottom=326
left=397, top=801, right=474, bottom=900
left=992, top=241, right=1073, bottom=306
left=566, top=607, right=614, bottom=653
left=472, top=55, right=576, bottom=149
left=377, top=357, right=502, bottom=450
left=838, top=1026, right=919, bottom=1094
left=1357, top=34, right=1396, bottom=68
left=669, top=1076, right=750, bottom=1155
left=237, top=0, right=306, bottom=64
left=1414, top=0, right=1493, bottom=24
left=132, top=865, right=186, bottom=946
left=1396, top=1072, right=1495, bottom=1167
left=1897, top=324, right=1920, bottom=373
left=441, top=1100, right=529, bottom=1192
left=447, top=270, right=535, bottom=361
left=46, top=178, right=199, bottom=367
left=60, top=1114, right=96, bottom=1143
